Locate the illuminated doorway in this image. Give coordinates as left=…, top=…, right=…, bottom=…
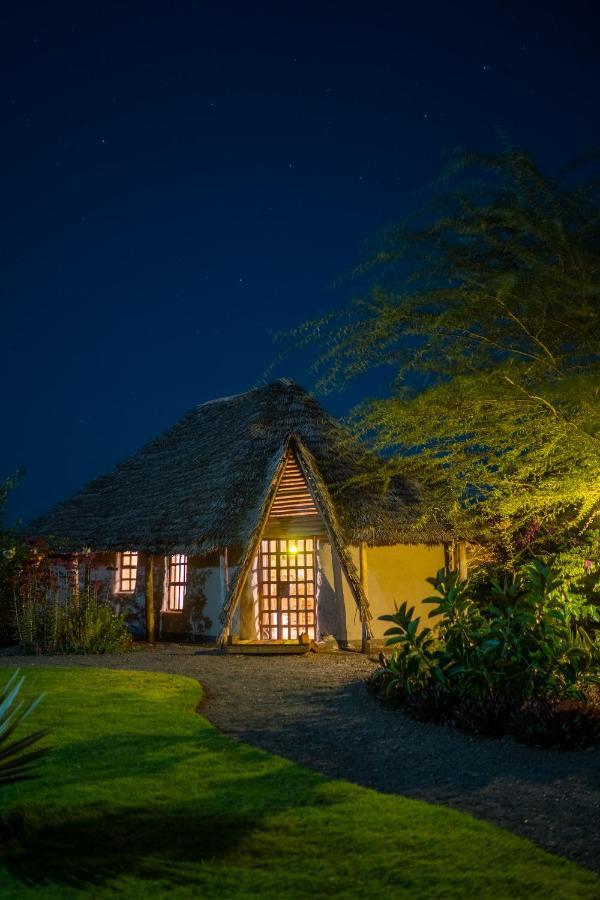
left=258, top=538, right=316, bottom=640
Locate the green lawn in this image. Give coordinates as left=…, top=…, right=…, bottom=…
left=0, top=668, right=598, bottom=899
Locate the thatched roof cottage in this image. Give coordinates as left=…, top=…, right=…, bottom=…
left=29, top=379, right=461, bottom=650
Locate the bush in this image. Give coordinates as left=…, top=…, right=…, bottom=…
left=13, top=551, right=131, bottom=655
left=0, top=473, right=27, bottom=647
left=449, top=694, right=516, bottom=739
left=370, top=560, right=600, bottom=748
left=510, top=697, right=600, bottom=751
left=549, top=530, right=600, bottom=619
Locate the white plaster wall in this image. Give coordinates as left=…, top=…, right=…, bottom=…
left=160, top=558, right=231, bottom=640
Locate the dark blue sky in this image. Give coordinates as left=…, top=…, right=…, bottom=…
left=2, top=0, right=599, bottom=524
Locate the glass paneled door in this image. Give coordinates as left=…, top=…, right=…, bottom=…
left=258, top=538, right=316, bottom=640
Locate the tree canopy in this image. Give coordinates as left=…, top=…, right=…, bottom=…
left=292, top=148, right=600, bottom=562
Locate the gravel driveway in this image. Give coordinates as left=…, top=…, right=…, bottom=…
left=2, top=644, right=599, bottom=874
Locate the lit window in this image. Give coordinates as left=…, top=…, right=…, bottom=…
left=118, top=551, right=138, bottom=593
left=167, top=554, right=187, bottom=611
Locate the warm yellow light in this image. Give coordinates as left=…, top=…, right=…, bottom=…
left=289, top=544, right=298, bottom=554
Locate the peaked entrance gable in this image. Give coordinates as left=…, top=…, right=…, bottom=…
left=264, top=451, right=321, bottom=537
left=218, top=436, right=373, bottom=645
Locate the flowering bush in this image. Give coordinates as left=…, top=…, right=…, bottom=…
left=13, top=549, right=131, bottom=655
left=549, top=530, right=600, bottom=615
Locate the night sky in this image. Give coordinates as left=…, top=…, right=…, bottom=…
left=2, top=1, right=599, bottom=525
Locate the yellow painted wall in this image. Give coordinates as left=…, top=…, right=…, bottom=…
left=317, top=540, right=446, bottom=645
left=365, top=544, right=446, bottom=639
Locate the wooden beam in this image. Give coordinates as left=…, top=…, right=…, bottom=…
left=458, top=542, right=468, bottom=581
left=146, top=555, right=155, bottom=644
left=219, top=547, right=229, bottom=606
left=444, top=542, right=455, bottom=572
left=359, top=541, right=369, bottom=652
left=70, top=554, right=79, bottom=607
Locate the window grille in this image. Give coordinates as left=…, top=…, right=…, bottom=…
left=167, top=554, right=187, bottom=611
left=258, top=538, right=316, bottom=640
left=118, top=551, right=138, bottom=593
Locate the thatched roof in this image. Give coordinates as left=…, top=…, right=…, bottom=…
left=28, top=378, right=450, bottom=554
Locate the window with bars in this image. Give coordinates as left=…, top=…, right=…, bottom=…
left=258, top=538, right=316, bottom=640
left=118, top=551, right=138, bottom=593
left=166, top=554, right=187, bottom=611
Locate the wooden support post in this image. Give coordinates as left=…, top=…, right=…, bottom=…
left=70, top=554, right=80, bottom=608
left=444, top=542, right=455, bottom=572
left=219, top=547, right=229, bottom=605
left=458, top=542, right=468, bottom=582
left=359, top=541, right=368, bottom=653
left=146, top=555, right=155, bottom=644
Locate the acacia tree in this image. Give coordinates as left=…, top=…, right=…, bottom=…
left=293, top=148, right=600, bottom=563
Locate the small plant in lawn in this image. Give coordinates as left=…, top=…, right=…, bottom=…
left=371, top=560, right=600, bottom=749
left=0, top=670, right=48, bottom=787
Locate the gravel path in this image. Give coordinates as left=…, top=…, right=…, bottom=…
left=2, top=644, right=599, bottom=874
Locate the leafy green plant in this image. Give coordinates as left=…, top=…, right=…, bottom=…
left=371, top=560, right=600, bottom=748
left=377, top=601, right=441, bottom=699
left=549, top=530, right=600, bottom=616
left=0, top=670, right=48, bottom=786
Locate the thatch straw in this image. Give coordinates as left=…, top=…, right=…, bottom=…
left=28, top=379, right=450, bottom=553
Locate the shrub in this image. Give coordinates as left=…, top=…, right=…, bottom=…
left=510, top=697, right=600, bottom=751
left=0, top=473, right=27, bottom=647
left=13, top=551, right=131, bottom=655
left=549, top=530, right=600, bottom=620
left=371, top=559, right=600, bottom=748
left=449, top=694, right=516, bottom=740
left=401, top=683, right=450, bottom=725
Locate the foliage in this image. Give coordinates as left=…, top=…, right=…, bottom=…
left=289, top=148, right=600, bottom=558
left=448, top=694, right=515, bottom=739
left=0, top=668, right=598, bottom=898
left=0, top=670, right=48, bottom=787
left=509, top=695, right=600, bottom=751
left=13, top=552, right=131, bottom=655
left=0, top=473, right=26, bottom=646
left=548, top=530, right=600, bottom=613
left=371, top=562, right=600, bottom=748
